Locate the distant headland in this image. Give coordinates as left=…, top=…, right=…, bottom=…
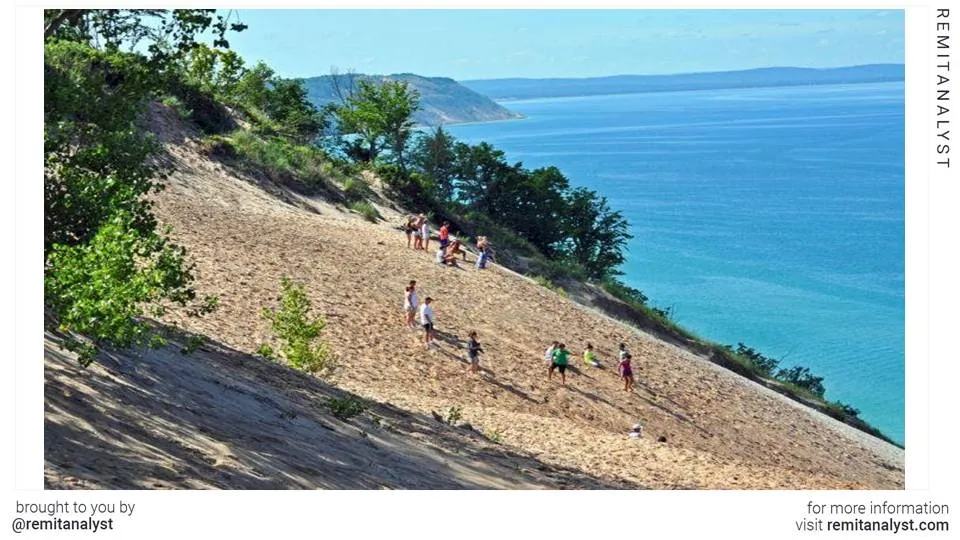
left=460, top=64, right=905, bottom=100
left=301, top=72, right=523, bottom=127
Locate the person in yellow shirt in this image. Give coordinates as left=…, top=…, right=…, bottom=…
left=583, top=343, right=600, bottom=367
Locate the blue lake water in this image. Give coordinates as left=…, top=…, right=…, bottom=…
left=447, top=82, right=905, bottom=444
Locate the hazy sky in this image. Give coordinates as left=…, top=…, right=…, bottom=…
left=225, top=9, right=904, bottom=80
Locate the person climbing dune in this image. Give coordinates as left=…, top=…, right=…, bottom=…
left=420, top=216, right=430, bottom=251
left=404, top=215, right=418, bottom=249
left=467, top=331, right=484, bottom=375
left=419, top=297, right=436, bottom=349
left=544, top=341, right=558, bottom=370
left=549, top=343, right=570, bottom=386
left=439, top=221, right=450, bottom=251
left=403, top=280, right=418, bottom=329
left=583, top=343, right=601, bottom=367
left=619, top=352, right=635, bottom=392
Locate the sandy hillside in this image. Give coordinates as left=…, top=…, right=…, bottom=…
left=45, top=105, right=904, bottom=489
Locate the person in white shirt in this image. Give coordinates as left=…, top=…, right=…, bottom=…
left=544, top=341, right=559, bottom=370
left=403, top=280, right=418, bottom=329
left=420, top=219, right=430, bottom=251
left=419, top=297, right=436, bottom=348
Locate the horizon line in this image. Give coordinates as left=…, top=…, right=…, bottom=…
left=297, top=63, right=905, bottom=83
left=457, top=63, right=905, bottom=82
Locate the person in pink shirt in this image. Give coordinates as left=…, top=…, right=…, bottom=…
left=619, top=353, right=635, bottom=392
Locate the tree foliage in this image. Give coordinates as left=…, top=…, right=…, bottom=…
left=406, top=129, right=632, bottom=279
left=411, top=126, right=457, bottom=201
left=731, top=342, right=780, bottom=377
left=44, top=42, right=160, bottom=253
left=44, top=9, right=248, bottom=63
left=776, top=365, right=826, bottom=397
left=43, top=11, right=243, bottom=364
left=334, top=79, right=420, bottom=167
left=560, top=188, right=632, bottom=279
left=45, top=213, right=200, bottom=366
left=175, top=47, right=324, bottom=141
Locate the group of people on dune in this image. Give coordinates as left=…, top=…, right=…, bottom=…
left=401, top=259, right=638, bottom=390
left=543, top=341, right=636, bottom=391
left=402, top=279, right=483, bottom=374
left=404, top=214, right=494, bottom=270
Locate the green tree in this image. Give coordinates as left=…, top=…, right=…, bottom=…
left=233, top=61, right=274, bottom=111
left=44, top=42, right=160, bottom=253
left=452, top=141, right=512, bottom=214
left=263, top=78, right=326, bottom=143
left=335, top=79, right=420, bottom=168
left=733, top=342, right=780, bottom=377
left=180, top=44, right=245, bottom=100
left=411, top=126, right=457, bottom=202
left=44, top=11, right=241, bottom=364
left=561, top=188, right=632, bottom=279
left=495, top=166, right=571, bottom=254
left=44, top=9, right=247, bottom=70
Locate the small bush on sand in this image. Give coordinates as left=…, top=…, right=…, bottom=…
left=349, top=201, right=380, bottom=222
left=326, top=395, right=366, bottom=420
left=180, top=334, right=204, bottom=355
left=342, top=177, right=371, bottom=202
left=445, top=405, right=463, bottom=425
left=261, top=277, right=332, bottom=374
left=533, top=276, right=568, bottom=298
left=256, top=343, right=275, bottom=360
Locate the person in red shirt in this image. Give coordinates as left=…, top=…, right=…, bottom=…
left=438, top=221, right=450, bottom=251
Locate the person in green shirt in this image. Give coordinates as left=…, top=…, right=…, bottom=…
left=549, top=343, right=571, bottom=385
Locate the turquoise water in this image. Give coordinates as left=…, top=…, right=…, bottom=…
left=447, top=82, right=905, bottom=444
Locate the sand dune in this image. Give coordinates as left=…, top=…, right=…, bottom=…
left=44, top=106, right=904, bottom=489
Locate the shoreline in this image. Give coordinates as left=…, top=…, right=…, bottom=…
left=416, top=112, right=526, bottom=129
left=444, top=84, right=905, bottom=444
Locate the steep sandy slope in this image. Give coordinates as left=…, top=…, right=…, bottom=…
left=46, top=106, right=904, bottom=489
left=44, top=331, right=631, bottom=489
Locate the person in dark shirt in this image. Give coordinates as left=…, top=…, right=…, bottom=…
left=467, top=331, right=484, bottom=374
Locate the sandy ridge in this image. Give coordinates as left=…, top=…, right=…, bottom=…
left=45, top=106, right=904, bottom=489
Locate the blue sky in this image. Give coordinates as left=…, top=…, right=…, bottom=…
left=224, top=9, right=904, bottom=80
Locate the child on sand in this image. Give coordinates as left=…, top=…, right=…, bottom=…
left=619, top=353, right=635, bottom=392
left=549, top=343, right=570, bottom=386
left=419, top=297, right=436, bottom=349
left=544, top=341, right=558, bottom=368
left=583, top=343, right=600, bottom=367
left=467, top=331, right=484, bottom=374
left=403, top=280, right=418, bottom=329
left=476, top=245, right=491, bottom=270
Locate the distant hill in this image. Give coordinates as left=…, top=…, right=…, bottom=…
left=301, top=73, right=522, bottom=126
left=460, top=64, right=905, bottom=100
